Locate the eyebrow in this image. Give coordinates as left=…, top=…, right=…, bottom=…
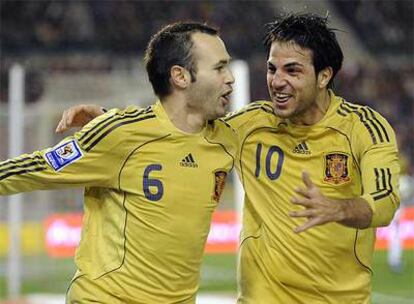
left=267, top=61, right=304, bottom=69
left=214, top=58, right=232, bottom=67
left=284, top=62, right=304, bottom=68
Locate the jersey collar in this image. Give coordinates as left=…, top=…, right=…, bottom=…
left=153, top=100, right=209, bottom=137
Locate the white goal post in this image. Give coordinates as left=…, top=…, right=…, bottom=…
left=7, top=64, right=25, bottom=299
left=229, top=60, right=249, bottom=223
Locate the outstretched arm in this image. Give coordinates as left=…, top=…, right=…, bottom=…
left=1, top=107, right=136, bottom=195
left=289, top=171, right=373, bottom=233
left=55, top=104, right=104, bottom=133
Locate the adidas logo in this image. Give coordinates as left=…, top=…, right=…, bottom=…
left=292, top=141, right=311, bottom=154
left=180, top=153, right=198, bottom=168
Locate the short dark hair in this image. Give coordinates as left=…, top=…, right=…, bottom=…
left=144, top=22, right=219, bottom=98
left=264, top=13, right=343, bottom=88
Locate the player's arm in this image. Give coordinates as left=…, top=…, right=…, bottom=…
left=222, top=100, right=274, bottom=134
left=1, top=107, right=139, bottom=195
left=290, top=172, right=374, bottom=233
left=55, top=104, right=105, bottom=133
left=221, top=100, right=275, bottom=159
left=290, top=112, right=400, bottom=232
left=356, top=114, right=400, bottom=227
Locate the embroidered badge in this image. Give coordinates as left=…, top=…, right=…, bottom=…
left=212, top=171, right=227, bottom=203
left=323, top=153, right=351, bottom=185
left=45, top=140, right=83, bottom=171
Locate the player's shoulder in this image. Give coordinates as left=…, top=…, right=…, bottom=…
left=205, top=109, right=253, bottom=158
left=333, top=96, right=395, bottom=146
left=85, top=104, right=153, bottom=128
left=74, top=104, right=158, bottom=152
left=207, top=117, right=237, bottom=144
left=224, top=100, right=274, bottom=120
left=221, top=100, right=276, bottom=129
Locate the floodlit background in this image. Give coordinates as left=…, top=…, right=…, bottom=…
left=0, top=1, right=413, bottom=303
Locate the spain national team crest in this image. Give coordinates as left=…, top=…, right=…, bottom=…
left=323, top=153, right=351, bottom=185
left=212, top=171, right=227, bottom=203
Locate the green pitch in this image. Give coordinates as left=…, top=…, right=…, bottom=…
left=0, top=250, right=413, bottom=302
left=371, top=250, right=414, bottom=303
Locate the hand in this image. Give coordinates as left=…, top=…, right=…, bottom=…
left=289, top=171, right=344, bottom=233
left=55, top=104, right=104, bottom=133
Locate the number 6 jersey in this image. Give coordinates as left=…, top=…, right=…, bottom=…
left=0, top=101, right=236, bottom=304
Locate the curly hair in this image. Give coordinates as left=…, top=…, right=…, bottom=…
left=264, top=13, right=343, bottom=88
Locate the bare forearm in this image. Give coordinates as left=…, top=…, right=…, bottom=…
left=336, top=197, right=373, bottom=229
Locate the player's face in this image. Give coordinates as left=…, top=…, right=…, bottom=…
left=266, top=41, right=321, bottom=121
left=188, top=33, right=234, bottom=120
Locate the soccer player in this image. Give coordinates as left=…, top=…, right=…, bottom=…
left=56, top=13, right=400, bottom=304
left=0, top=22, right=236, bottom=303
left=226, top=13, right=400, bottom=303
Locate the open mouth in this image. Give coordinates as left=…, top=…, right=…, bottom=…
left=221, top=90, right=233, bottom=103
left=274, top=92, right=292, bottom=103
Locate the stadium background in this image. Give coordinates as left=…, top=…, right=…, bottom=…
left=0, top=0, right=413, bottom=303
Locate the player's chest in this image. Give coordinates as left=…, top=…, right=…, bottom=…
left=119, top=136, right=233, bottom=206
left=240, top=128, right=359, bottom=193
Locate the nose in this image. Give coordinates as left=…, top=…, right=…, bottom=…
left=225, top=69, right=235, bottom=85
left=270, top=70, right=287, bottom=89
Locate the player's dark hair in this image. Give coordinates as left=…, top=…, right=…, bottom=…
left=264, top=13, right=343, bottom=88
left=145, top=22, right=219, bottom=98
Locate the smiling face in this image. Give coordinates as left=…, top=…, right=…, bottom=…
left=267, top=41, right=331, bottom=124
left=187, top=33, right=235, bottom=120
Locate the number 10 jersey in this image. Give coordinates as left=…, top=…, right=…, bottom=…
left=224, top=92, right=400, bottom=303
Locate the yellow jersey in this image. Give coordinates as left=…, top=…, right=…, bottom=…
left=224, top=91, right=400, bottom=304
left=0, top=101, right=236, bottom=304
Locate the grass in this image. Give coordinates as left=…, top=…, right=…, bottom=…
left=199, top=254, right=237, bottom=292
left=1, top=251, right=413, bottom=302
left=372, top=250, right=414, bottom=300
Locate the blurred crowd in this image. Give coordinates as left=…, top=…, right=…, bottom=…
left=333, top=0, right=413, bottom=56
left=1, top=0, right=413, bottom=170
left=0, top=0, right=273, bottom=56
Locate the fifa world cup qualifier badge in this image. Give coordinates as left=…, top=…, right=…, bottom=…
left=45, top=140, right=83, bottom=171
left=323, top=153, right=351, bottom=185
left=212, top=171, right=227, bottom=203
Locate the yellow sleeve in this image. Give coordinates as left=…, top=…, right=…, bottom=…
left=221, top=101, right=276, bottom=159
left=0, top=105, right=142, bottom=195
left=223, top=101, right=273, bottom=133
left=355, top=109, right=400, bottom=227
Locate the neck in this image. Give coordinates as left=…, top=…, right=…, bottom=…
left=161, top=93, right=206, bottom=133
left=291, top=89, right=331, bottom=126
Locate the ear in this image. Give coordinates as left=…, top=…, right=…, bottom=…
left=170, top=65, right=191, bottom=90
left=317, top=66, right=333, bottom=89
